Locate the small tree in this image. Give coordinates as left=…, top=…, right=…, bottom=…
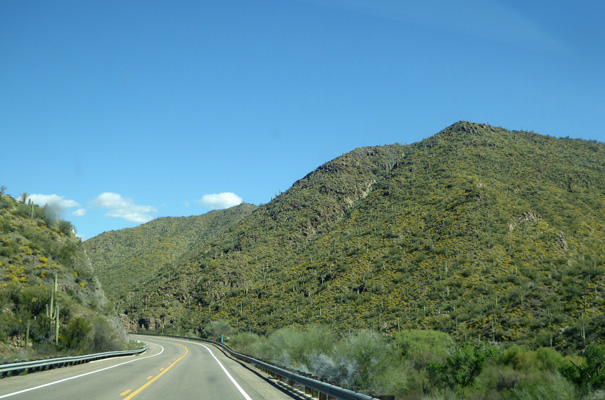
left=62, top=316, right=92, bottom=352
left=561, top=344, right=605, bottom=393
left=394, top=329, right=454, bottom=368
left=57, top=220, right=74, bottom=236
left=205, top=320, right=233, bottom=340
left=429, top=342, right=497, bottom=389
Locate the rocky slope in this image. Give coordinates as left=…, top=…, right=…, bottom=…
left=90, top=122, right=605, bottom=351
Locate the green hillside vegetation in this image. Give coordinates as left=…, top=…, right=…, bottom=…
left=227, top=325, right=590, bottom=399
left=86, top=122, right=605, bottom=397
left=84, top=203, right=257, bottom=299
left=106, top=122, right=604, bottom=353
left=0, top=192, right=127, bottom=363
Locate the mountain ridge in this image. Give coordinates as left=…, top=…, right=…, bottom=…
left=87, top=122, right=605, bottom=351
left=84, top=203, right=257, bottom=298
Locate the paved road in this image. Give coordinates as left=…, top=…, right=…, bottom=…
left=0, top=336, right=304, bottom=400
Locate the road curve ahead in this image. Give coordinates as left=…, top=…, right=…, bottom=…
left=0, top=335, right=301, bottom=400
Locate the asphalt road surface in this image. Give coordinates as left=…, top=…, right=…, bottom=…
left=0, top=335, right=305, bottom=400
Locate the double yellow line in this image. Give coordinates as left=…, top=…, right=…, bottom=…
left=122, top=343, right=189, bottom=400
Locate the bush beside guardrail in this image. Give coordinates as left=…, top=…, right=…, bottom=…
left=136, top=333, right=378, bottom=400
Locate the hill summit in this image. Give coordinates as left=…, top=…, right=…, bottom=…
left=87, top=122, right=605, bottom=351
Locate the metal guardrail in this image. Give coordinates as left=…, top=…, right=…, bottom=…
left=136, top=333, right=378, bottom=400
left=0, top=345, right=148, bottom=378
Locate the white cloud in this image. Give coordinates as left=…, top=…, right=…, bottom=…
left=199, top=192, right=243, bottom=210
left=26, top=194, right=80, bottom=219
left=28, top=194, right=80, bottom=209
left=91, top=192, right=157, bottom=223
left=72, top=208, right=87, bottom=217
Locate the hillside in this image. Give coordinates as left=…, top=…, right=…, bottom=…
left=0, top=193, right=127, bottom=362
left=83, top=203, right=257, bottom=298
left=93, top=122, right=605, bottom=351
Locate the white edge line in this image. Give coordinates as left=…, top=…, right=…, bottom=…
left=0, top=344, right=164, bottom=399
left=201, top=344, right=254, bottom=400
left=168, top=338, right=253, bottom=400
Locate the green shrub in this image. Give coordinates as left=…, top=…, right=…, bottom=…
left=251, top=326, right=338, bottom=369
left=478, top=365, right=525, bottom=394
left=14, top=285, right=50, bottom=316
left=90, top=316, right=123, bottom=352
left=561, top=344, right=605, bottom=393
left=256, top=327, right=308, bottom=367
left=512, top=350, right=540, bottom=372
left=57, top=242, right=78, bottom=267
left=429, top=341, right=498, bottom=389
left=511, top=371, right=577, bottom=400
left=57, top=220, right=74, bottom=237
left=229, top=332, right=261, bottom=355
left=294, top=325, right=338, bottom=364
left=305, top=351, right=360, bottom=388
left=536, top=348, right=566, bottom=372
left=0, top=312, right=19, bottom=340
left=0, top=240, right=17, bottom=257
left=28, top=316, right=51, bottom=343
left=62, top=316, right=92, bottom=351
left=335, top=330, right=394, bottom=390
left=394, top=329, right=454, bottom=367
left=204, top=319, right=233, bottom=340
left=0, top=217, right=14, bottom=232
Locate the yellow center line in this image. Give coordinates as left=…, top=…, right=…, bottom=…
left=123, top=344, right=189, bottom=400
left=120, top=389, right=132, bottom=396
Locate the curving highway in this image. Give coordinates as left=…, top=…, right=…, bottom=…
left=0, top=336, right=302, bottom=399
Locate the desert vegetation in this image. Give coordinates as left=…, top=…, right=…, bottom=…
left=102, top=123, right=605, bottom=351
left=84, top=122, right=605, bottom=397
left=225, top=324, right=603, bottom=399
left=0, top=192, right=126, bottom=362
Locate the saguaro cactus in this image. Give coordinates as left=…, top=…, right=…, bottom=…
left=54, top=305, right=60, bottom=345
left=46, top=274, right=60, bottom=344
left=25, top=320, right=30, bottom=348
left=46, top=274, right=57, bottom=320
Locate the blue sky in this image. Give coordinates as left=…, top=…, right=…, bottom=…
left=1, top=0, right=603, bottom=239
